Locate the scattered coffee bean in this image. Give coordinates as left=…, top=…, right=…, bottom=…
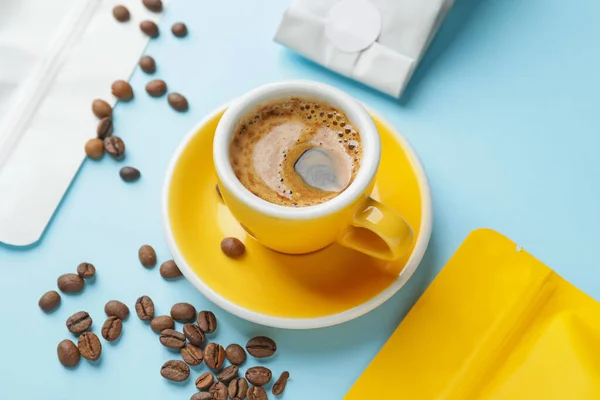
left=39, top=290, right=61, bottom=312
left=77, top=262, right=95, bottom=279
left=101, top=316, right=123, bottom=342
left=139, top=55, right=156, bottom=74
left=57, top=339, right=80, bottom=367
left=112, top=5, right=130, bottom=22
left=167, top=92, right=189, bottom=112
left=171, top=302, right=196, bottom=322
left=216, top=184, right=222, bottom=199
left=140, top=20, right=159, bottom=38
left=183, top=323, right=205, bottom=347
left=248, top=385, right=268, bottom=400
left=92, top=99, right=112, bottom=119
left=228, top=377, right=249, bottom=400
left=57, top=273, right=84, bottom=293
left=160, top=329, right=186, bottom=349
left=119, top=166, right=141, bottom=182
left=142, top=0, right=163, bottom=12
left=96, top=117, right=113, bottom=139
left=181, top=344, right=204, bottom=366
left=195, top=372, right=215, bottom=390
left=197, top=310, right=217, bottom=333
left=246, top=336, right=277, bottom=358
left=160, top=360, right=190, bottom=382
left=104, top=300, right=129, bottom=320
left=272, top=371, right=289, bottom=396
left=138, top=244, right=157, bottom=268
left=146, top=79, right=167, bottom=97
left=160, top=260, right=182, bottom=279
left=78, top=332, right=102, bottom=361
left=190, top=393, right=213, bottom=400
left=135, top=295, right=155, bottom=320
left=104, top=136, right=125, bottom=159
left=85, top=138, right=104, bottom=159
left=225, top=344, right=246, bottom=365
left=66, top=311, right=92, bottom=334
left=246, top=366, right=272, bottom=386
left=204, top=342, right=225, bottom=370
left=221, top=237, right=245, bottom=258
left=150, top=315, right=174, bottom=333
left=171, top=22, right=188, bottom=37
left=209, top=382, right=228, bottom=400
left=111, top=80, right=133, bottom=101
left=217, top=365, right=238, bottom=384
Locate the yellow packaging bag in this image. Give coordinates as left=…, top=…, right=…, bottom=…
left=345, top=229, right=600, bottom=400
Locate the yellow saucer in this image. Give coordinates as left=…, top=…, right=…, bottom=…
left=162, top=106, right=432, bottom=329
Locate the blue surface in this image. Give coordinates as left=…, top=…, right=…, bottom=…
left=1, top=0, right=599, bottom=398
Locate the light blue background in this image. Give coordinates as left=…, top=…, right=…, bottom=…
left=1, top=0, right=599, bottom=398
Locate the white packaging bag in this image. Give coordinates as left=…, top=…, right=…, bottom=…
left=0, top=0, right=166, bottom=246
left=274, top=0, right=455, bottom=98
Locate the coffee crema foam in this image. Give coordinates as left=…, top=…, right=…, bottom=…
left=229, top=98, right=362, bottom=207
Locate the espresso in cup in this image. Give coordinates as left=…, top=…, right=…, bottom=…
left=229, top=98, right=362, bottom=207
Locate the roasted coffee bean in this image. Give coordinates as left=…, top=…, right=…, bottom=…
left=135, top=295, right=154, bottom=320
left=160, top=260, right=182, bottom=279
left=209, top=382, right=228, bottom=400
left=167, top=93, right=189, bottom=112
left=183, top=323, right=205, bottom=346
left=39, top=290, right=61, bottom=312
left=111, top=80, right=133, bottom=101
left=221, top=237, right=245, bottom=258
left=140, top=20, right=159, bottom=38
left=112, top=5, right=130, bottom=22
left=217, top=365, right=238, bottom=384
left=85, top=138, right=104, bottom=159
left=104, top=300, right=129, bottom=320
left=101, top=316, right=123, bottom=342
left=181, top=344, right=204, bottom=366
left=57, top=273, right=84, bottom=293
left=171, top=22, right=188, bottom=37
left=120, top=166, right=141, bottom=182
left=138, top=245, right=157, bottom=268
left=150, top=315, right=174, bottom=333
left=142, top=0, right=162, bottom=12
left=196, top=372, right=215, bottom=390
left=272, top=371, right=289, bottom=396
left=160, top=329, right=186, bottom=349
left=245, top=366, right=272, bottom=386
left=78, top=332, right=102, bottom=361
left=57, top=339, right=80, bottom=367
left=96, top=117, right=113, bottom=139
left=171, top=302, right=196, bottom=322
left=139, top=55, right=156, bottom=74
left=228, top=378, right=249, bottom=400
left=246, top=336, right=276, bottom=358
left=248, top=386, right=268, bottom=400
left=77, top=262, right=95, bottom=279
left=197, top=310, right=217, bottom=333
left=190, top=393, right=213, bottom=400
left=225, top=344, right=246, bottom=365
left=104, top=136, right=125, bottom=159
left=66, top=311, right=92, bottom=334
left=92, top=99, right=112, bottom=119
left=204, top=342, right=225, bottom=370
left=146, top=79, right=167, bottom=97
left=160, top=360, right=190, bottom=382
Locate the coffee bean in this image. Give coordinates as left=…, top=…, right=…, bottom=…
left=111, top=80, right=133, bottom=101
left=57, top=339, right=80, bottom=367
left=171, top=22, right=188, bottom=37
left=183, top=323, right=205, bottom=346
left=272, top=371, right=289, bottom=395
left=159, top=329, right=186, bottom=349
left=204, top=342, right=225, bottom=370
left=78, top=332, right=102, bottom=361
left=160, top=260, right=182, bottom=279
left=181, top=344, right=204, bottom=366
left=228, top=378, right=249, bottom=400
left=39, top=290, right=61, bottom=312
left=146, top=79, right=167, bottom=97
left=57, top=273, right=84, bottom=293
left=167, top=93, right=189, bottom=112
left=246, top=336, right=276, bottom=358
left=197, top=310, right=217, bottom=333
left=245, top=366, right=272, bottom=386
left=138, top=245, right=157, bottom=268
left=85, top=138, right=104, bottom=159
left=196, top=372, right=215, bottom=390
left=217, top=365, right=238, bottom=384
left=92, top=99, right=112, bottom=119
left=104, top=136, right=125, bottom=159
left=225, top=344, right=246, bottom=365
left=142, top=0, right=163, bottom=12
left=112, top=5, right=130, bottom=22
left=190, top=393, right=213, bottom=400
left=248, top=386, right=268, bottom=400
left=66, top=311, right=92, bottom=334
left=135, top=295, right=155, bottom=320
left=221, top=237, right=245, bottom=258
left=150, top=315, right=174, bottom=333
left=96, top=117, right=113, bottom=139
left=105, top=300, right=129, bottom=320
left=160, top=360, right=190, bottom=382
left=140, top=20, right=159, bottom=38
left=120, top=166, right=141, bottom=182
left=171, top=302, right=196, bottom=322
left=101, top=316, right=123, bottom=342
left=77, top=262, right=95, bottom=279
left=139, top=55, right=156, bottom=74
left=209, top=382, right=228, bottom=400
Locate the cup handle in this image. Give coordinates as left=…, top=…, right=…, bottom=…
left=337, top=197, right=414, bottom=261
